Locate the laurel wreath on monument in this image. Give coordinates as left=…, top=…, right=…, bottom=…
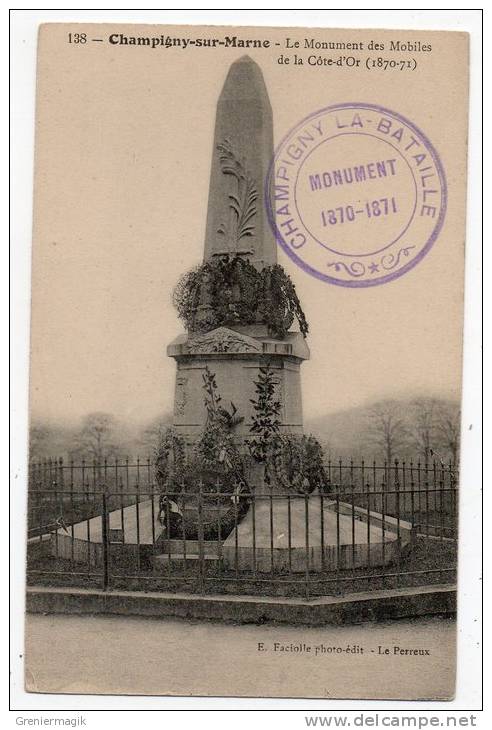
left=173, top=256, right=309, bottom=339
left=154, top=427, right=186, bottom=490
left=172, top=136, right=308, bottom=339
left=247, top=365, right=328, bottom=494
left=155, top=368, right=247, bottom=496
left=154, top=367, right=250, bottom=540
left=271, top=435, right=329, bottom=495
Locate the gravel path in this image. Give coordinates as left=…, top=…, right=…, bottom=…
left=24, top=613, right=456, bottom=700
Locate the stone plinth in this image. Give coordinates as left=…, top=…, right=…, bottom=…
left=222, top=497, right=413, bottom=573
left=48, top=495, right=413, bottom=575
left=50, top=497, right=163, bottom=569
left=168, top=326, right=309, bottom=439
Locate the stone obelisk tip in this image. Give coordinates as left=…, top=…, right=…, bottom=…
left=203, top=57, right=276, bottom=268
left=220, top=55, right=269, bottom=96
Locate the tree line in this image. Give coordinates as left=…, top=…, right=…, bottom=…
left=314, top=397, right=460, bottom=465
left=29, top=396, right=460, bottom=466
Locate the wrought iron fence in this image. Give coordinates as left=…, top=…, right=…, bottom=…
left=27, top=458, right=458, bottom=599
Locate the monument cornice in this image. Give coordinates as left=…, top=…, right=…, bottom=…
left=167, top=326, right=310, bottom=361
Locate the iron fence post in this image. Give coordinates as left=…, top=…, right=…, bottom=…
left=25, top=456, right=461, bottom=599
left=197, top=479, right=205, bottom=593
left=304, top=491, right=310, bottom=601
left=101, top=491, right=110, bottom=591
left=394, top=459, right=401, bottom=587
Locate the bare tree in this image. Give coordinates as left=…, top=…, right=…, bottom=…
left=29, top=422, right=53, bottom=461
left=366, top=400, right=409, bottom=465
left=137, top=414, right=173, bottom=458
left=435, top=402, right=461, bottom=464
left=70, top=412, right=123, bottom=463
left=409, top=398, right=439, bottom=464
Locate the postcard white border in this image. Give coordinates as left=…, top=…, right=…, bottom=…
left=8, top=5, right=484, bottom=720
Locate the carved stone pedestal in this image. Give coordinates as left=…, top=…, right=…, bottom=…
left=167, top=325, right=310, bottom=441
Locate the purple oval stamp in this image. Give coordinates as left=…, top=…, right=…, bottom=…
left=266, top=103, right=447, bottom=287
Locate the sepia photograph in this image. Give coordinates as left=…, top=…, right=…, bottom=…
left=13, top=15, right=478, bottom=706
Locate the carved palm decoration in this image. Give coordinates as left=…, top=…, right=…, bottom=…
left=217, top=139, right=258, bottom=249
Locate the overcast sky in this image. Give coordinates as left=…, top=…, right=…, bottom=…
left=29, top=27, right=466, bottom=425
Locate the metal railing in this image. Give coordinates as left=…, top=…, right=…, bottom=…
left=26, top=458, right=458, bottom=599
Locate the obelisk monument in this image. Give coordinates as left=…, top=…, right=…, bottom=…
left=167, top=56, right=309, bottom=445
left=204, top=56, right=276, bottom=269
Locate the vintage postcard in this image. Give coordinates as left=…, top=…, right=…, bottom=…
left=25, top=23, right=469, bottom=700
